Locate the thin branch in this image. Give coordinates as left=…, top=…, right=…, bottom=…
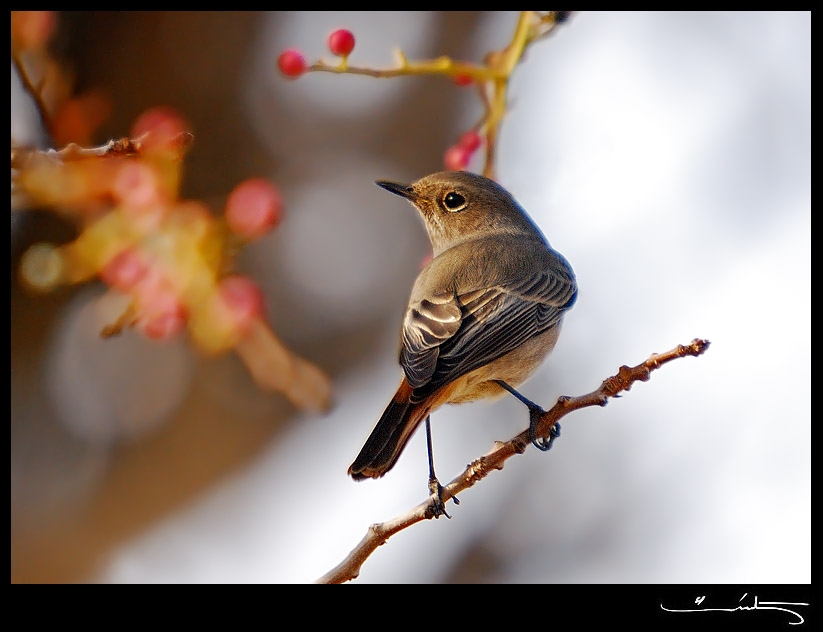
left=316, top=338, right=711, bottom=584
left=11, top=48, right=55, bottom=142
left=11, top=133, right=195, bottom=211
left=11, top=133, right=195, bottom=171
left=289, top=11, right=574, bottom=181
left=308, top=54, right=503, bottom=81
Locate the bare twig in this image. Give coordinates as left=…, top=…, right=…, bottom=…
left=316, top=338, right=711, bottom=584
left=11, top=48, right=55, bottom=141
left=11, top=133, right=194, bottom=171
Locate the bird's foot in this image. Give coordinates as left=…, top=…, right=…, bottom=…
left=529, top=405, right=561, bottom=451
left=427, top=477, right=458, bottom=519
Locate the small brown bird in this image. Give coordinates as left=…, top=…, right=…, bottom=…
left=348, top=171, right=577, bottom=512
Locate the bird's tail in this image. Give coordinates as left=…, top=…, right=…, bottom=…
left=348, top=379, right=429, bottom=480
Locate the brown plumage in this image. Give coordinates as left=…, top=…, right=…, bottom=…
left=348, top=171, right=577, bottom=481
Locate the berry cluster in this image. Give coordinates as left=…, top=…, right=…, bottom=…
left=12, top=11, right=331, bottom=410
left=278, top=28, right=356, bottom=79
left=274, top=12, right=573, bottom=179
left=13, top=105, right=330, bottom=411
left=17, top=106, right=278, bottom=348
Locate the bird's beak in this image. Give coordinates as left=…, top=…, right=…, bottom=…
left=375, top=180, right=416, bottom=201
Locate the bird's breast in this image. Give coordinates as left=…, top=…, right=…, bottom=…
left=441, top=324, right=562, bottom=405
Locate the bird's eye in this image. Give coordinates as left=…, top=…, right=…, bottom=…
left=442, top=191, right=467, bottom=212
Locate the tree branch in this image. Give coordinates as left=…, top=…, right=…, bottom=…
left=315, top=338, right=711, bottom=584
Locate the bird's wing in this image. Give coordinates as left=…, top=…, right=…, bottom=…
left=401, top=263, right=577, bottom=402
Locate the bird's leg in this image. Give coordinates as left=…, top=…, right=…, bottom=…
left=494, top=380, right=561, bottom=451
left=425, top=415, right=459, bottom=519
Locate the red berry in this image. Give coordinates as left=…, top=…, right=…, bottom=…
left=328, top=29, right=355, bottom=57
left=226, top=178, right=283, bottom=239
left=217, top=275, right=265, bottom=336
left=138, top=308, right=187, bottom=340
left=453, top=74, right=473, bottom=86
left=133, top=270, right=188, bottom=340
left=101, top=248, right=149, bottom=292
left=458, top=130, right=483, bottom=153
left=50, top=90, right=111, bottom=147
left=113, top=161, right=163, bottom=209
left=278, top=48, right=307, bottom=78
left=444, top=145, right=471, bottom=171
left=131, top=106, right=190, bottom=154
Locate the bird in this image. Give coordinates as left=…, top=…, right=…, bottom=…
left=348, top=170, right=577, bottom=515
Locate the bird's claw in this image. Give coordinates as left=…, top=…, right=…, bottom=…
left=428, top=478, right=456, bottom=519
left=529, top=406, right=560, bottom=452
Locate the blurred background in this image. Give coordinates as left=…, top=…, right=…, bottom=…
left=11, top=11, right=810, bottom=584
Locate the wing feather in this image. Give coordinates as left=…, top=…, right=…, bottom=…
left=401, top=257, right=577, bottom=403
